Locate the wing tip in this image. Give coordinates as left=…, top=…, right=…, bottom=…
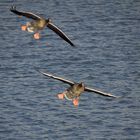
left=34, top=68, right=45, bottom=75
left=10, top=5, right=16, bottom=12
left=115, top=95, right=121, bottom=98
left=70, top=43, right=76, bottom=47
left=38, top=70, right=47, bottom=76
left=107, top=93, right=121, bottom=98
left=36, top=69, right=52, bottom=77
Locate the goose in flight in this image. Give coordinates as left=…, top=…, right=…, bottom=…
left=10, top=6, right=75, bottom=46
left=39, top=70, right=119, bottom=107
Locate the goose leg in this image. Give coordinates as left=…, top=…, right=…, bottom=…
left=21, top=25, right=27, bottom=31
left=73, top=97, right=79, bottom=107
left=57, top=90, right=68, bottom=100
left=33, top=32, right=41, bottom=40
left=57, top=93, right=64, bottom=99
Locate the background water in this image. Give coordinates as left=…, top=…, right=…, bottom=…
left=0, top=0, right=140, bottom=139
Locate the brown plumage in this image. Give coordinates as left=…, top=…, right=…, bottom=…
left=10, top=6, right=75, bottom=46
left=65, top=82, right=85, bottom=100
left=39, top=70, right=120, bottom=106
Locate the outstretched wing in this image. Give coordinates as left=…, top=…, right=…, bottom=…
left=47, top=22, right=75, bottom=46
left=10, top=6, right=41, bottom=20
left=85, top=86, right=119, bottom=98
left=39, top=70, right=74, bottom=86
left=39, top=70, right=119, bottom=98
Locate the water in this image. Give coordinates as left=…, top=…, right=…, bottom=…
left=0, top=0, right=140, bottom=139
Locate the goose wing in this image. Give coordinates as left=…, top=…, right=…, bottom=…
left=47, top=22, right=75, bottom=46
left=85, top=86, right=119, bottom=98
left=39, top=70, right=74, bottom=86
left=39, top=70, right=119, bottom=98
left=10, top=6, right=41, bottom=20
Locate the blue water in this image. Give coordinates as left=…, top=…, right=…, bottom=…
left=0, top=0, right=140, bottom=139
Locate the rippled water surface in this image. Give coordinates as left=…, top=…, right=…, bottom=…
left=0, top=0, right=140, bottom=139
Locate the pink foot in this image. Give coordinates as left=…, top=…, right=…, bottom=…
left=21, top=25, right=27, bottom=31
left=57, top=93, right=64, bottom=100
left=33, top=33, right=41, bottom=40
left=73, top=98, right=79, bottom=107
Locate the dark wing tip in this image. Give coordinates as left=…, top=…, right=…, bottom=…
left=47, top=22, right=75, bottom=47
left=70, top=42, right=75, bottom=47
left=10, top=5, right=16, bottom=12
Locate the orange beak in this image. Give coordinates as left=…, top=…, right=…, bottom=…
left=21, top=25, right=27, bottom=31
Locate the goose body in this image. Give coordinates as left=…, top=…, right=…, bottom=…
left=10, top=6, right=75, bottom=46
left=26, top=19, right=47, bottom=32
left=65, top=83, right=85, bottom=100
left=39, top=70, right=119, bottom=106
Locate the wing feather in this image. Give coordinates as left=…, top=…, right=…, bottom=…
left=40, top=70, right=74, bottom=85
left=47, top=22, right=75, bottom=46
left=10, top=6, right=41, bottom=20
left=39, top=70, right=119, bottom=98
left=85, top=86, right=119, bottom=98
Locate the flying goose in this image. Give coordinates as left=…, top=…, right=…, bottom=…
left=10, top=6, right=75, bottom=46
left=39, top=70, right=119, bottom=106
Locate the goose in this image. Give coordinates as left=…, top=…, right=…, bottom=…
left=10, top=6, right=75, bottom=46
left=39, top=70, right=119, bottom=106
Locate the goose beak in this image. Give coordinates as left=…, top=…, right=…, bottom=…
left=79, top=82, right=85, bottom=88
